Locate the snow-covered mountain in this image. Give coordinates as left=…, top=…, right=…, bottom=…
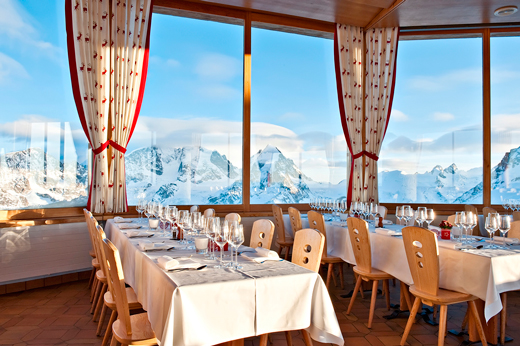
left=490, top=145, right=520, bottom=203
left=0, top=148, right=88, bottom=209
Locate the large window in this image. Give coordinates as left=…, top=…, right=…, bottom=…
left=126, top=14, right=244, bottom=205
left=378, top=37, right=484, bottom=204
left=0, top=0, right=88, bottom=210
left=250, top=28, right=346, bottom=204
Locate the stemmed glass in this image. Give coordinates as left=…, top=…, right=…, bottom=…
left=214, top=220, right=227, bottom=269
left=144, top=201, right=154, bottom=229
left=158, top=204, right=168, bottom=236
left=463, top=211, right=475, bottom=243
left=228, top=221, right=244, bottom=269
left=455, top=212, right=466, bottom=243
left=370, top=203, right=379, bottom=224
left=499, top=215, right=511, bottom=249
left=395, top=206, right=403, bottom=225
left=403, top=205, right=413, bottom=226
left=416, top=207, right=426, bottom=228
left=502, top=198, right=510, bottom=215
left=425, top=209, right=435, bottom=229
left=136, top=199, right=145, bottom=224
left=206, top=217, right=218, bottom=260
left=485, top=213, right=498, bottom=248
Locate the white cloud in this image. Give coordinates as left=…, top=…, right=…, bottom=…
left=197, top=84, right=241, bottom=100
left=149, top=56, right=181, bottom=68
left=432, top=112, right=455, bottom=122
left=279, top=112, right=305, bottom=121
left=0, top=0, right=60, bottom=58
left=195, top=53, right=240, bottom=81
left=408, top=68, right=481, bottom=91
left=0, top=52, right=29, bottom=83
left=390, top=109, right=409, bottom=122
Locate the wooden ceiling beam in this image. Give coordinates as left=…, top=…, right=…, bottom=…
left=365, top=0, right=407, bottom=30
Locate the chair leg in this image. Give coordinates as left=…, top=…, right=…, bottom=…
left=501, top=293, right=507, bottom=345
left=96, top=301, right=108, bottom=336
left=301, top=330, right=313, bottom=346
left=259, top=334, right=269, bottom=346
left=339, top=263, right=344, bottom=290
left=383, top=279, right=390, bottom=310
left=468, top=300, right=488, bottom=346
left=102, top=310, right=117, bottom=346
left=326, top=263, right=334, bottom=289
left=368, top=280, right=378, bottom=328
left=93, top=283, right=107, bottom=322
left=277, top=246, right=283, bottom=257
left=284, top=331, right=292, bottom=346
left=347, top=275, right=362, bottom=315
left=331, top=264, right=338, bottom=287
left=88, top=267, right=95, bottom=289
left=90, top=278, right=98, bottom=303
left=438, top=305, right=448, bottom=346
left=461, top=309, right=469, bottom=330
left=400, top=281, right=413, bottom=312
left=91, top=280, right=102, bottom=313
left=400, top=297, right=422, bottom=346
left=284, top=247, right=290, bottom=261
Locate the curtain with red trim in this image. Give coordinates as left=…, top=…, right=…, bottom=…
left=66, top=0, right=152, bottom=213
left=364, top=28, right=399, bottom=203
left=334, top=24, right=364, bottom=205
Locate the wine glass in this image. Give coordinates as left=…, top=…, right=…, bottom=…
left=499, top=215, right=511, bottom=249
left=463, top=211, right=475, bottom=243
left=214, top=221, right=228, bottom=268
left=455, top=212, right=466, bottom=243
left=370, top=203, right=379, bottom=224
left=485, top=213, right=498, bottom=248
left=144, top=201, right=153, bottom=227
left=136, top=199, right=144, bottom=224
left=425, top=209, right=435, bottom=229
left=206, top=217, right=218, bottom=260
left=403, top=205, right=413, bottom=226
left=395, top=206, right=403, bottom=225
left=502, top=198, right=509, bottom=215
left=416, top=207, right=426, bottom=228
left=228, top=221, right=243, bottom=269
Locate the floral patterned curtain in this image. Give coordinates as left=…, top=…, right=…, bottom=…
left=66, top=0, right=152, bottom=213
left=364, top=28, right=399, bottom=203
left=334, top=24, right=364, bottom=205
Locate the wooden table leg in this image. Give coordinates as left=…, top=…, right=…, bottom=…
left=468, top=299, right=498, bottom=344
left=399, top=281, right=413, bottom=311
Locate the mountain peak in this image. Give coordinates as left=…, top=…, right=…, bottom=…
left=431, top=165, right=443, bottom=173
left=260, top=145, right=281, bottom=154
left=444, top=163, right=458, bottom=174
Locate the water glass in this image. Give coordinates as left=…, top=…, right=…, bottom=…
left=499, top=215, right=511, bottom=249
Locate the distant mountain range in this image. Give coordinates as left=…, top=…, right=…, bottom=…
left=2, top=144, right=519, bottom=209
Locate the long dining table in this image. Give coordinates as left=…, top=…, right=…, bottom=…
left=105, top=219, right=344, bottom=346
left=283, top=214, right=520, bottom=342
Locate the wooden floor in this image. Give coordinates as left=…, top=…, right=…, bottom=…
left=1, top=267, right=519, bottom=346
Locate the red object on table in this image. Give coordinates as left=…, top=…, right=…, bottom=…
left=441, top=229, right=451, bottom=240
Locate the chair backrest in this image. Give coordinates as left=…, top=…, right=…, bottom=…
left=203, top=208, right=215, bottom=218
left=402, top=226, right=439, bottom=296
left=86, top=211, right=101, bottom=260
left=102, top=238, right=132, bottom=336
left=225, top=213, right=241, bottom=223
left=190, top=205, right=199, bottom=213
left=272, top=204, right=286, bottom=243
left=378, top=205, right=388, bottom=219
left=288, top=207, right=302, bottom=234
left=447, top=214, right=456, bottom=225
left=89, top=215, right=106, bottom=274
left=250, top=219, right=275, bottom=249
left=83, top=208, right=96, bottom=252
left=307, top=211, right=327, bottom=256
left=482, top=207, right=497, bottom=218
left=509, top=220, right=520, bottom=239
left=513, top=211, right=520, bottom=222
left=95, top=224, right=112, bottom=292
left=346, top=217, right=372, bottom=273
left=465, top=204, right=480, bottom=235
left=292, top=228, right=325, bottom=273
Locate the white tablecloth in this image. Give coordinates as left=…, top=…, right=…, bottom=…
left=284, top=215, right=520, bottom=322
left=105, top=219, right=343, bottom=346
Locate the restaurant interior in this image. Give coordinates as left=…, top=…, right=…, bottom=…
left=2, top=0, right=520, bottom=345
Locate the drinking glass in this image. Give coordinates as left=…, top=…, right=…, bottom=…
left=395, top=206, right=402, bottom=225
left=463, top=211, right=474, bottom=243
left=228, top=221, right=243, bottom=269
left=416, top=207, right=426, bottom=228
left=499, top=215, right=511, bottom=249
left=213, top=220, right=226, bottom=268
left=136, top=199, right=144, bottom=224
left=485, top=213, right=498, bottom=248
left=403, top=205, right=413, bottom=226
left=206, top=217, right=218, bottom=260
left=425, top=209, right=435, bottom=229
left=370, top=203, right=379, bottom=223
left=144, top=201, right=153, bottom=227
left=454, top=212, right=466, bottom=243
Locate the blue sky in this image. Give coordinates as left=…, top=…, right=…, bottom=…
left=1, top=0, right=520, bottom=183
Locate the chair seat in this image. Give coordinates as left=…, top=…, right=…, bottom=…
left=410, top=285, right=476, bottom=305
left=104, top=288, right=142, bottom=310
left=89, top=249, right=96, bottom=258
left=112, top=312, right=157, bottom=345
left=321, top=255, right=344, bottom=264
left=353, top=266, right=393, bottom=280
left=92, top=258, right=100, bottom=269
left=96, top=270, right=107, bottom=283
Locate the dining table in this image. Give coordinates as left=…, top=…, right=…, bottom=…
left=104, top=219, right=344, bottom=346
left=283, top=213, right=520, bottom=343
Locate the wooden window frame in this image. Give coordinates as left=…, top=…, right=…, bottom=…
left=2, top=1, right=520, bottom=226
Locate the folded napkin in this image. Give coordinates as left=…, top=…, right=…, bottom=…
left=157, top=256, right=203, bottom=271
left=237, top=245, right=256, bottom=253
left=437, top=241, right=462, bottom=250
left=157, top=256, right=179, bottom=270
left=331, top=221, right=347, bottom=227
left=114, top=216, right=131, bottom=223
left=493, top=236, right=519, bottom=244
left=382, top=220, right=393, bottom=225
left=138, top=240, right=172, bottom=251
left=374, top=228, right=400, bottom=236
left=242, top=247, right=282, bottom=263
left=118, top=223, right=141, bottom=229
left=126, top=230, right=152, bottom=238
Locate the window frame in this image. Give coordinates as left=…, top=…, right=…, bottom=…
left=2, top=3, right=520, bottom=226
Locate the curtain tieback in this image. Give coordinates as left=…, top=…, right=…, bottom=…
left=352, top=151, right=379, bottom=161
left=92, top=140, right=127, bottom=155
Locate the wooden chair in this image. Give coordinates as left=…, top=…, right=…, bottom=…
left=378, top=205, right=388, bottom=219
left=102, top=238, right=157, bottom=346
left=86, top=213, right=108, bottom=321
left=465, top=204, right=480, bottom=235
left=83, top=209, right=98, bottom=292
left=204, top=208, right=215, bottom=218
left=447, top=214, right=456, bottom=225
left=272, top=204, right=293, bottom=260
left=190, top=205, right=199, bottom=213
left=482, top=207, right=497, bottom=218
left=288, top=207, right=303, bottom=234
left=250, top=219, right=275, bottom=249
left=513, top=211, right=520, bottom=222
left=259, top=228, right=324, bottom=346
left=225, top=213, right=241, bottom=223
left=400, top=226, right=488, bottom=346
left=307, top=211, right=344, bottom=290
left=509, top=220, right=520, bottom=239
left=346, top=217, right=393, bottom=328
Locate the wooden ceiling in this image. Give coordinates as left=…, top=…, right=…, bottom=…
left=158, top=0, right=520, bottom=29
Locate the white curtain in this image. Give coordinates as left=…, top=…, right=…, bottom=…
left=334, top=24, right=364, bottom=205
left=363, top=28, right=399, bottom=203
left=67, top=0, right=152, bottom=213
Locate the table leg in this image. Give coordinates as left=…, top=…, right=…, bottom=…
left=468, top=299, right=497, bottom=344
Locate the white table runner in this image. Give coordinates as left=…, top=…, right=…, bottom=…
left=105, top=219, right=344, bottom=346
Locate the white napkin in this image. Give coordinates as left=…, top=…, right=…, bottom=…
left=138, top=240, right=171, bottom=251
left=375, top=228, right=400, bottom=236
left=157, top=256, right=202, bottom=270
left=331, top=221, right=347, bottom=227
left=242, top=247, right=281, bottom=263
left=118, top=223, right=141, bottom=229
left=255, top=247, right=279, bottom=258
left=382, top=220, right=393, bottom=225
left=237, top=245, right=256, bottom=253
left=493, top=236, right=519, bottom=244
left=114, top=216, right=131, bottom=223
left=437, top=241, right=462, bottom=250
left=126, top=230, right=152, bottom=238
